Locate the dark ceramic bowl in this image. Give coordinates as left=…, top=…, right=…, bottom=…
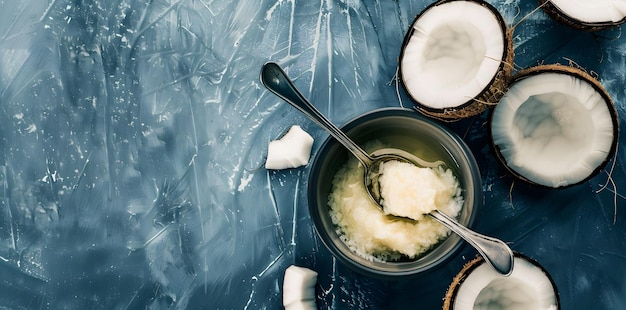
left=308, top=108, right=482, bottom=278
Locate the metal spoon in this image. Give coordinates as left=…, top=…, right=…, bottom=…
left=260, top=62, right=514, bottom=276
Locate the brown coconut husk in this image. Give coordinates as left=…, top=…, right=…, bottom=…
left=442, top=255, right=483, bottom=310
left=442, top=253, right=561, bottom=310
left=538, top=0, right=626, bottom=31
left=489, top=63, right=620, bottom=188
left=400, top=0, right=515, bottom=121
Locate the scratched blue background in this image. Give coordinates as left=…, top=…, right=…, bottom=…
left=0, top=0, right=624, bottom=309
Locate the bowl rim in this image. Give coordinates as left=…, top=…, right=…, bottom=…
left=307, top=107, right=482, bottom=278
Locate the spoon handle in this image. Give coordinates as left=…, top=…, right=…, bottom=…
left=260, top=62, right=373, bottom=167
left=430, top=209, right=514, bottom=276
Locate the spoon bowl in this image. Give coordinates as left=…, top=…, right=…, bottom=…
left=260, top=62, right=514, bottom=276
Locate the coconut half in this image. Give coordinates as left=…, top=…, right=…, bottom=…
left=539, top=0, right=626, bottom=31
left=443, top=253, right=559, bottom=310
left=399, top=0, right=512, bottom=120
left=490, top=64, right=619, bottom=188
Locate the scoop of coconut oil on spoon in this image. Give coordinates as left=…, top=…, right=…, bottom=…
left=260, top=62, right=514, bottom=276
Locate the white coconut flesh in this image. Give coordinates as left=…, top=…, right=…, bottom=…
left=401, top=1, right=505, bottom=110
left=282, top=265, right=318, bottom=310
left=547, top=0, right=626, bottom=24
left=490, top=72, right=615, bottom=187
left=451, top=256, right=558, bottom=310
left=265, top=125, right=314, bottom=170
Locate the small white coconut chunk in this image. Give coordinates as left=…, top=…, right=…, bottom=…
left=282, top=265, right=318, bottom=310
left=491, top=72, right=615, bottom=187
left=378, top=160, right=460, bottom=221
left=401, top=1, right=504, bottom=109
left=453, top=257, right=558, bottom=310
left=549, top=0, right=626, bottom=23
left=265, top=125, right=314, bottom=170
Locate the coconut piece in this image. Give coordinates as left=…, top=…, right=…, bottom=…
left=399, top=0, right=513, bottom=120
left=443, top=253, right=559, bottom=310
left=282, top=265, right=318, bottom=310
left=539, top=0, right=626, bottom=31
left=265, top=125, right=314, bottom=170
left=489, top=64, right=619, bottom=188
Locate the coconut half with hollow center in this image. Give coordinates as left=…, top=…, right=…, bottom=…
left=443, top=253, right=559, bottom=310
left=399, top=0, right=513, bottom=120
left=539, top=0, right=626, bottom=31
left=490, top=64, right=619, bottom=188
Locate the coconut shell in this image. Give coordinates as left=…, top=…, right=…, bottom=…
left=538, top=0, right=626, bottom=31
left=400, top=0, right=514, bottom=121
left=443, top=253, right=560, bottom=310
left=442, top=255, right=483, bottom=310
left=489, top=64, right=620, bottom=188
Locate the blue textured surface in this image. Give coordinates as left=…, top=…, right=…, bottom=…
left=0, top=0, right=624, bottom=309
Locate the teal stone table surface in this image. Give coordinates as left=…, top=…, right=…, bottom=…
left=0, top=0, right=625, bottom=309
